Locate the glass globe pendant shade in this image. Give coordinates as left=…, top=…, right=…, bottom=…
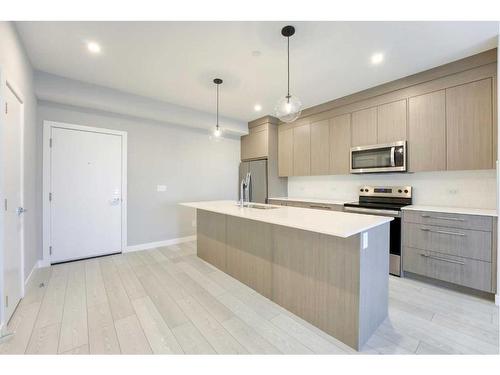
left=274, top=95, right=302, bottom=123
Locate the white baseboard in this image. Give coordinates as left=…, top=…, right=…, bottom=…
left=37, top=259, right=51, bottom=268
left=36, top=236, right=196, bottom=265
left=24, top=260, right=43, bottom=287
left=125, top=235, right=196, bottom=253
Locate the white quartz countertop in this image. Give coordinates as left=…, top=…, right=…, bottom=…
left=268, top=197, right=348, bottom=205
left=402, top=205, right=497, bottom=217
left=181, top=200, right=392, bottom=238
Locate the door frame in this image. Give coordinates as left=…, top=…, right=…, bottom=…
left=0, top=68, right=25, bottom=327
left=42, top=121, right=128, bottom=265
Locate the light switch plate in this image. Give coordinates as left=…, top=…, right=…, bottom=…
left=157, top=185, right=167, bottom=192
left=362, top=232, right=368, bottom=249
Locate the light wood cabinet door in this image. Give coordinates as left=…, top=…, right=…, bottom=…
left=310, top=120, right=330, bottom=175
left=241, top=130, right=268, bottom=161
left=351, top=107, right=377, bottom=147
left=377, top=99, right=407, bottom=143
left=329, top=114, right=351, bottom=175
left=278, top=128, right=293, bottom=176
left=446, top=78, right=493, bottom=171
left=293, top=124, right=311, bottom=176
left=408, top=91, right=446, bottom=172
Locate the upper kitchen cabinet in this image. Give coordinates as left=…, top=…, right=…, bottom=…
left=310, top=119, right=330, bottom=175
left=351, top=107, right=377, bottom=147
left=329, top=114, right=351, bottom=175
left=272, top=49, right=497, bottom=177
left=377, top=99, right=407, bottom=143
left=293, top=124, right=311, bottom=176
left=408, top=90, right=446, bottom=172
left=241, top=124, right=268, bottom=160
left=446, top=78, right=493, bottom=171
left=278, top=127, right=294, bottom=176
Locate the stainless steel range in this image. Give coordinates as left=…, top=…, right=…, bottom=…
left=344, top=185, right=412, bottom=276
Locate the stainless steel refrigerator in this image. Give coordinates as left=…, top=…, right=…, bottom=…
left=238, top=160, right=268, bottom=204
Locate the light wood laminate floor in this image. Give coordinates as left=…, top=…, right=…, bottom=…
left=1, top=241, right=498, bottom=354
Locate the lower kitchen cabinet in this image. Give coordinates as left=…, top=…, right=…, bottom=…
left=268, top=199, right=343, bottom=211
left=402, top=210, right=497, bottom=293
left=403, top=247, right=492, bottom=292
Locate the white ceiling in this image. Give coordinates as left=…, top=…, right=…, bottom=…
left=16, top=21, right=498, bottom=122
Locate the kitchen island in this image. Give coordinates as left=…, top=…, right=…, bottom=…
left=181, top=200, right=392, bottom=350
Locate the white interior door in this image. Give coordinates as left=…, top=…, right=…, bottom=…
left=3, top=85, right=23, bottom=323
left=50, top=127, right=123, bottom=263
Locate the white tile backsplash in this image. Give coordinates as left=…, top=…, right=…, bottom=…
left=288, top=169, right=497, bottom=209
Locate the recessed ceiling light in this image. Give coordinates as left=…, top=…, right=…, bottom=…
left=87, top=41, right=101, bottom=54
left=254, top=104, right=262, bottom=112
left=371, top=52, right=384, bottom=65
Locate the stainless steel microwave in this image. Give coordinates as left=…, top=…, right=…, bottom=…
left=350, top=141, right=406, bottom=174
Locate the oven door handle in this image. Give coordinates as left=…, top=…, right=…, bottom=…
left=390, top=146, right=396, bottom=167
left=344, top=206, right=400, bottom=217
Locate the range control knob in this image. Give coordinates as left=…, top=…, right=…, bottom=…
left=398, top=189, right=402, bottom=193
left=364, top=189, right=369, bottom=192
left=360, top=188, right=364, bottom=192
left=404, top=189, right=409, bottom=193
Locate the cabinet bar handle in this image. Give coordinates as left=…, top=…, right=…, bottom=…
left=420, top=253, right=465, bottom=265
left=309, top=205, right=331, bottom=210
left=420, top=228, right=466, bottom=236
left=421, top=214, right=465, bottom=222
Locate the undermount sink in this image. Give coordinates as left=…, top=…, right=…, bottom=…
left=238, top=203, right=280, bottom=210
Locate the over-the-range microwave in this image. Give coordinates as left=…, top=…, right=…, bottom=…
left=350, top=141, right=406, bottom=174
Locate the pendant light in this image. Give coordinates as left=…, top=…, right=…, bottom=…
left=213, top=78, right=223, bottom=137
left=274, top=25, right=302, bottom=123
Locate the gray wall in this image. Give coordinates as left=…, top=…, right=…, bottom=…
left=35, top=71, right=248, bottom=136
left=37, top=101, right=240, bottom=247
left=0, top=22, right=38, bottom=286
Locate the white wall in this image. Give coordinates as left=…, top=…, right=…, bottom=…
left=0, top=21, right=38, bottom=325
left=288, top=169, right=497, bottom=209
left=37, top=100, right=240, bottom=248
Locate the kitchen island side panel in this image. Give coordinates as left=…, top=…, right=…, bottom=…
left=195, top=208, right=389, bottom=350
left=272, top=226, right=361, bottom=349
left=358, top=222, right=390, bottom=347
left=196, top=210, right=227, bottom=271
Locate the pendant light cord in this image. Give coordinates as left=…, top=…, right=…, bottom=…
left=216, top=83, right=219, bottom=129
left=287, top=35, right=290, bottom=101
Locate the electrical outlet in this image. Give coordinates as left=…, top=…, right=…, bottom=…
left=157, top=185, right=167, bottom=192
left=362, top=232, right=368, bottom=249
left=447, top=188, right=458, bottom=195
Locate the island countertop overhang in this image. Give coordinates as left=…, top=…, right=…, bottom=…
left=181, top=200, right=392, bottom=238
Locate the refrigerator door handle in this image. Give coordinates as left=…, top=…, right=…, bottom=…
left=247, top=172, right=252, bottom=202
